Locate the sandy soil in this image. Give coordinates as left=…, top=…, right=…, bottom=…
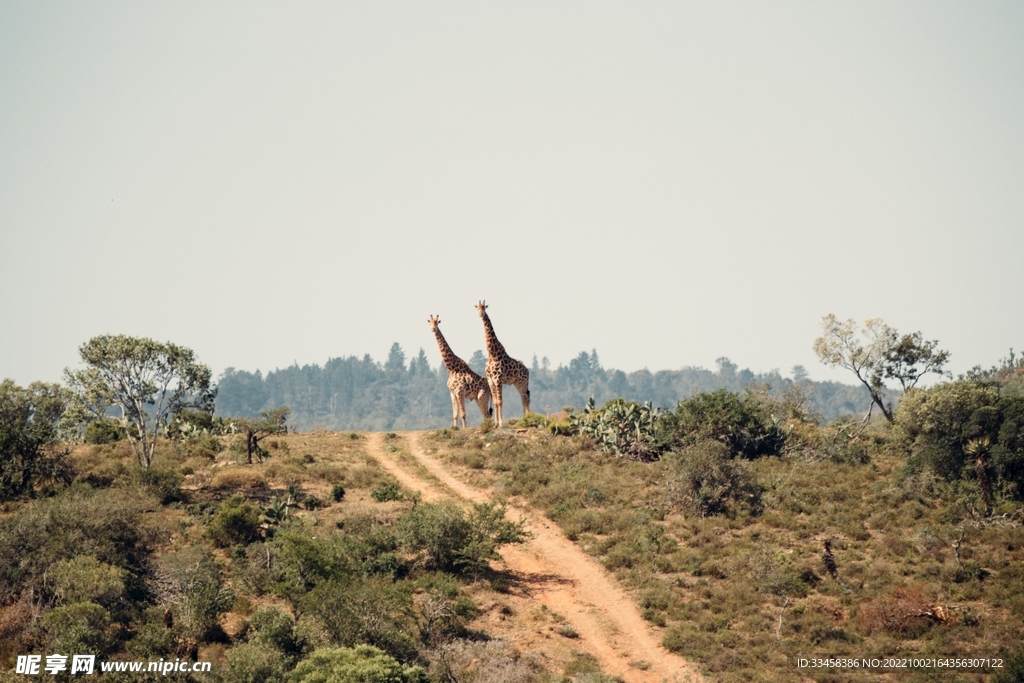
left=368, top=432, right=703, bottom=683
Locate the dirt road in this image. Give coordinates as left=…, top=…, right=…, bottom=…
left=368, top=432, right=702, bottom=683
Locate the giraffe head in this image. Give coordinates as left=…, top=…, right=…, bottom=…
left=428, top=315, right=441, bottom=331
left=476, top=300, right=488, bottom=318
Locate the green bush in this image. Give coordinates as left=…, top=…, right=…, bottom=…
left=660, top=389, right=786, bottom=458
left=155, top=545, right=233, bottom=647
left=331, top=484, right=346, bottom=502
left=125, top=610, right=175, bottom=658
left=301, top=578, right=420, bottom=664
left=0, top=485, right=154, bottom=605
left=48, top=555, right=126, bottom=606
left=208, top=495, right=263, bottom=547
left=664, top=440, right=763, bottom=518
left=897, top=381, right=1024, bottom=499
left=226, top=642, right=289, bottom=683
left=372, top=483, right=403, bottom=502
left=992, top=649, right=1024, bottom=683
left=84, top=419, right=125, bottom=444
left=249, top=606, right=301, bottom=656
left=288, top=645, right=428, bottom=683
left=134, top=466, right=183, bottom=503
left=395, top=500, right=527, bottom=575
left=0, top=379, right=73, bottom=499
left=44, top=601, right=116, bottom=655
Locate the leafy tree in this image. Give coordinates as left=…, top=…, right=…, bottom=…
left=813, top=315, right=950, bottom=421
left=64, top=335, right=216, bottom=468
left=0, top=379, right=72, bottom=499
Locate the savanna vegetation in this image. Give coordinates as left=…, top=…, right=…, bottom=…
left=2, top=324, right=1023, bottom=682
left=421, top=336, right=1024, bottom=682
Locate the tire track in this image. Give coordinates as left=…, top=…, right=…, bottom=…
left=368, top=432, right=702, bottom=683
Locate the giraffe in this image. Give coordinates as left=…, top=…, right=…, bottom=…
left=476, top=301, right=530, bottom=427
left=428, top=315, right=492, bottom=428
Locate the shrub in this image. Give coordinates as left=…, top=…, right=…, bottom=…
left=430, top=639, right=540, bottom=683
left=155, top=545, right=233, bottom=649
left=301, top=579, right=420, bottom=664
left=897, top=382, right=1024, bottom=500
left=992, top=649, right=1024, bottom=683
left=225, top=642, right=288, bottom=683
left=0, top=485, right=154, bottom=605
left=396, top=500, right=527, bottom=575
left=858, top=585, right=941, bottom=637
left=84, top=419, right=125, bottom=444
left=0, top=379, right=73, bottom=499
left=664, top=440, right=763, bottom=518
left=371, top=483, right=403, bottom=502
left=248, top=606, right=301, bottom=655
left=517, top=412, right=550, bottom=429
left=288, top=645, right=428, bottom=683
left=331, top=484, right=346, bottom=502
left=48, top=555, right=126, bottom=606
left=134, top=466, right=183, bottom=503
left=660, top=389, right=786, bottom=458
left=44, top=601, right=115, bottom=655
left=208, top=495, right=263, bottom=547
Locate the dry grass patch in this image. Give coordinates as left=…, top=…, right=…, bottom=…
left=211, top=468, right=267, bottom=490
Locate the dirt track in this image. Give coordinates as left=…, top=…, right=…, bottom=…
left=368, top=432, right=702, bottom=683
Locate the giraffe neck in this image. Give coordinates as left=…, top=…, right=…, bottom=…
left=481, top=312, right=508, bottom=359
left=432, top=327, right=473, bottom=374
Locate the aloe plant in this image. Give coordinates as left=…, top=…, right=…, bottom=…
left=262, top=496, right=298, bottom=526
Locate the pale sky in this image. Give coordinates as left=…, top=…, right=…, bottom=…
left=2, top=2, right=1022, bottom=387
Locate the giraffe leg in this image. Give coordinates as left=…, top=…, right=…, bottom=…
left=457, top=396, right=468, bottom=429
left=490, top=380, right=503, bottom=427
left=474, top=391, right=490, bottom=426
left=516, top=381, right=531, bottom=417
left=449, top=392, right=459, bottom=428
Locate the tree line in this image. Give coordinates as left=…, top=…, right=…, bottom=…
left=215, top=344, right=872, bottom=430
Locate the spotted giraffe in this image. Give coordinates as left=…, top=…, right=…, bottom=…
left=476, top=301, right=530, bottom=427
left=429, top=315, right=492, bottom=428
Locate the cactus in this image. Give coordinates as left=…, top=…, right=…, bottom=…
left=569, top=398, right=662, bottom=461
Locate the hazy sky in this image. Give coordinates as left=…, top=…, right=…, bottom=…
left=2, top=2, right=1022, bottom=388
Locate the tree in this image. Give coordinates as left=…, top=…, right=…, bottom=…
left=0, top=379, right=72, bottom=499
left=236, top=407, right=290, bottom=464
left=64, top=335, right=216, bottom=468
left=813, top=315, right=949, bottom=422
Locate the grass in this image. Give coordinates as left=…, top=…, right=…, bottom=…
left=424, top=425, right=1024, bottom=682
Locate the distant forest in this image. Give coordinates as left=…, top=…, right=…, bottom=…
left=214, top=345, right=873, bottom=431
